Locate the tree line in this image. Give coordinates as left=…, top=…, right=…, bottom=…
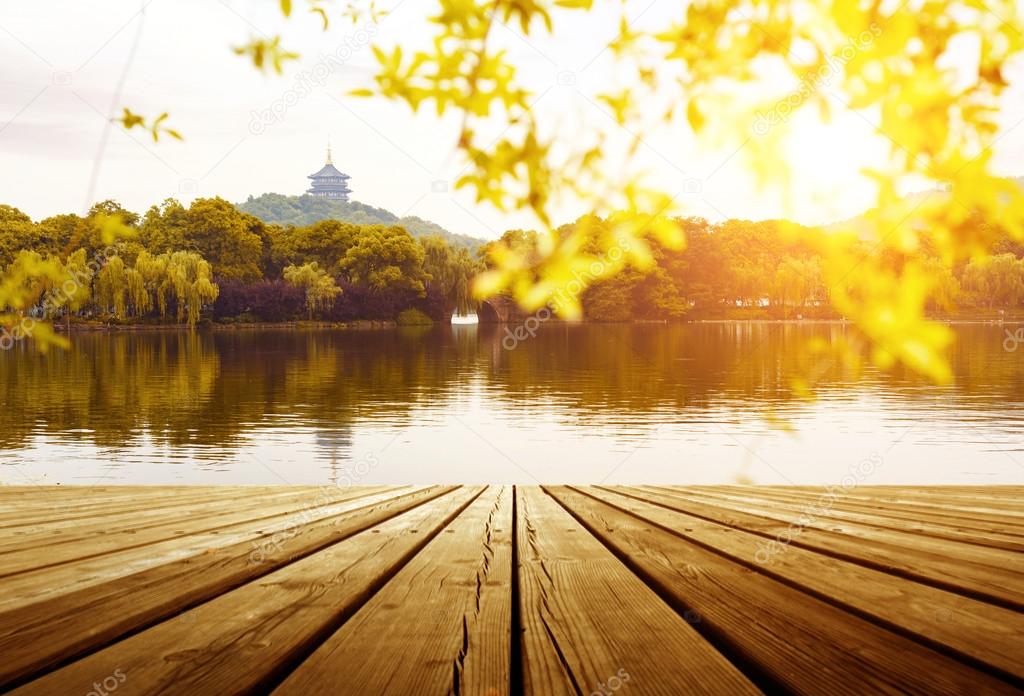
left=481, top=216, right=1024, bottom=321
left=3, top=199, right=1022, bottom=330
left=0, top=197, right=482, bottom=328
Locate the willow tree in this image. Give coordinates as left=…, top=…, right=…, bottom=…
left=165, top=251, right=219, bottom=326
left=1, top=211, right=133, bottom=348
left=95, top=256, right=129, bottom=319
left=420, top=236, right=481, bottom=315
left=135, top=250, right=170, bottom=318
left=283, top=262, right=342, bottom=320
left=962, top=254, right=1024, bottom=308
left=46, top=249, right=94, bottom=330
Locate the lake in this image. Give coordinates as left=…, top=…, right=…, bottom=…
left=1, top=322, right=1022, bottom=485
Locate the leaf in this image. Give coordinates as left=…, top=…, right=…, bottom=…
left=686, top=98, right=705, bottom=132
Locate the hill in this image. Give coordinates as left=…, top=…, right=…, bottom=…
left=825, top=175, right=1024, bottom=238
left=238, top=193, right=484, bottom=250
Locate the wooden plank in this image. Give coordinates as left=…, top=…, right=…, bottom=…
left=587, top=486, right=1024, bottom=684
left=704, top=487, right=1024, bottom=528
left=0, top=486, right=297, bottom=529
left=274, top=486, right=513, bottom=696
left=726, top=486, right=1024, bottom=522
left=0, top=488, right=419, bottom=611
left=11, top=487, right=485, bottom=696
left=656, top=487, right=1024, bottom=565
left=0, top=486, right=458, bottom=688
left=0, top=487, right=408, bottom=591
left=807, top=485, right=1024, bottom=501
left=0, top=487, right=392, bottom=554
left=0, top=486, right=395, bottom=572
left=633, top=486, right=1024, bottom=610
left=662, top=487, right=1024, bottom=552
left=0, top=484, right=296, bottom=508
left=510, top=487, right=759, bottom=696
left=547, top=486, right=1017, bottom=696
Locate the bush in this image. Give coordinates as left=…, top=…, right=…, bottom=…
left=396, top=308, right=434, bottom=326
left=213, top=280, right=304, bottom=322
left=216, top=278, right=443, bottom=323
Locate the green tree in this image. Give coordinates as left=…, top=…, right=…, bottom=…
left=141, top=198, right=266, bottom=281
left=338, top=226, right=428, bottom=294
left=267, top=219, right=360, bottom=273
left=45, top=249, right=94, bottom=330
left=420, top=235, right=480, bottom=316
left=95, top=256, right=129, bottom=319
left=135, top=250, right=171, bottom=318
left=283, top=262, right=342, bottom=320
left=165, top=251, right=220, bottom=325
left=962, top=254, right=1024, bottom=308
left=0, top=206, right=39, bottom=268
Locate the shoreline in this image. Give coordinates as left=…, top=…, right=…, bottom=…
left=48, top=313, right=1024, bottom=333
left=53, top=319, right=400, bottom=333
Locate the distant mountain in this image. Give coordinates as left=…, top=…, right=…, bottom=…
left=238, top=193, right=484, bottom=250
left=825, top=175, right=1024, bottom=237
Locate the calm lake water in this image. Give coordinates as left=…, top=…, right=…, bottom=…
left=1, top=322, right=1023, bottom=485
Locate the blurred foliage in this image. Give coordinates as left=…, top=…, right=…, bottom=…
left=116, top=109, right=182, bottom=142
left=7, top=0, right=1024, bottom=386
left=480, top=216, right=1024, bottom=324
left=343, top=0, right=1024, bottom=384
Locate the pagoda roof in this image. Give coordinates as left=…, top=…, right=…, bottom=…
left=308, top=162, right=350, bottom=179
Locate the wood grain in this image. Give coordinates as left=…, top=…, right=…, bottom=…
left=592, top=485, right=1024, bottom=684
left=0, top=486, right=456, bottom=688
left=3, top=485, right=1020, bottom=695
left=11, top=487, right=483, bottom=696
left=633, top=485, right=1024, bottom=609
left=546, top=486, right=1019, bottom=696
left=514, top=487, right=760, bottom=696
left=274, top=485, right=511, bottom=696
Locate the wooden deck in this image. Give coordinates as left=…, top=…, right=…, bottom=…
left=1, top=485, right=1022, bottom=695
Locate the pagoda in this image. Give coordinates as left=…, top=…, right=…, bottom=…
left=306, top=143, right=351, bottom=200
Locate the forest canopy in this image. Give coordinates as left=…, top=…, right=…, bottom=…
left=2, top=193, right=1022, bottom=346
left=0, top=197, right=483, bottom=341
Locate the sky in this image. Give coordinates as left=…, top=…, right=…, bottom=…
left=1, top=0, right=1023, bottom=240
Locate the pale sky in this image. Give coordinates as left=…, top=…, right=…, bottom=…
left=2, top=0, right=1023, bottom=240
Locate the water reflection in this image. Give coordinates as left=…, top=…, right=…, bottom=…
left=1, top=323, right=1022, bottom=484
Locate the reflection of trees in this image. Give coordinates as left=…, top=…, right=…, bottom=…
left=478, top=323, right=1024, bottom=418
left=481, top=323, right=847, bottom=415
left=0, top=328, right=475, bottom=452
left=0, top=324, right=1020, bottom=454
left=0, top=332, right=221, bottom=450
